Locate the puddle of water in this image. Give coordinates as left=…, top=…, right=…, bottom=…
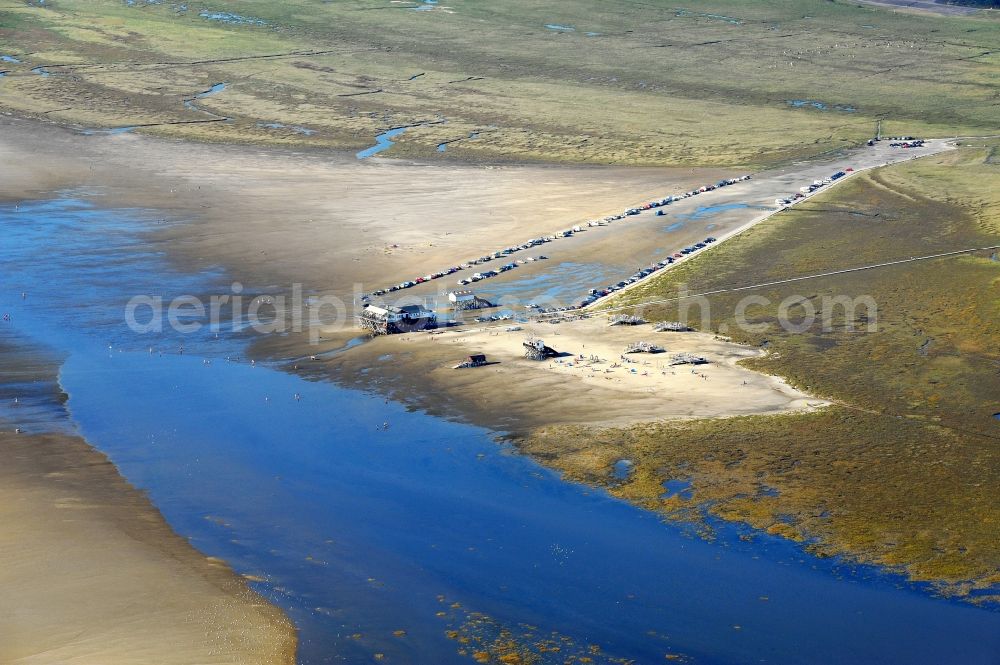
left=199, top=11, right=267, bottom=25
left=412, top=0, right=438, bottom=11
left=184, top=82, right=228, bottom=113
left=437, top=131, right=479, bottom=153
left=788, top=99, right=857, bottom=113
left=612, top=459, right=634, bottom=480
left=663, top=478, right=694, bottom=500
left=4, top=199, right=1000, bottom=665
left=545, top=23, right=576, bottom=31
left=759, top=485, right=781, bottom=498
left=31, top=66, right=50, bottom=77
left=993, top=412, right=1000, bottom=421
left=197, top=82, right=227, bottom=98
left=1, top=55, right=20, bottom=63
left=480, top=260, right=623, bottom=309
left=670, top=202, right=769, bottom=225
left=585, top=32, right=603, bottom=36
left=256, top=121, right=316, bottom=136
left=80, top=126, right=139, bottom=136
left=356, top=127, right=407, bottom=159
left=664, top=221, right=685, bottom=232
left=676, top=10, right=742, bottom=24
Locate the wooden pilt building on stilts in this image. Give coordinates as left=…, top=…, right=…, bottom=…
left=523, top=338, right=559, bottom=360
left=358, top=304, right=438, bottom=335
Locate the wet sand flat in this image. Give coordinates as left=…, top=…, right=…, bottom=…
left=0, top=430, right=297, bottom=665
left=0, top=116, right=726, bottom=300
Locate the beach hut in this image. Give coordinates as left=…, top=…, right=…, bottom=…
left=454, top=353, right=488, bottom=369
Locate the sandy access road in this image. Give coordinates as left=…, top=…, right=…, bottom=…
left=275, top=138, right=954, bottom=431
left=374, top=139, right=954, bottom=311
left=852, top=0, right=984, bottom=16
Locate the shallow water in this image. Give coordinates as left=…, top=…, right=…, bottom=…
left=3, top=199, right=1000, bottom=664
left=477, top=260, right=622, bottom=308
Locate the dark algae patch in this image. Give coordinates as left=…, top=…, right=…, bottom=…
left=520, top=143, right=1000, bottom=600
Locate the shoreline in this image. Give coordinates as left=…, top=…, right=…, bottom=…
left=2, top=113, right=995, bottom=660
left=284, top=316, right=828, bottom=432
left=0, top=339, right=297, bottom=664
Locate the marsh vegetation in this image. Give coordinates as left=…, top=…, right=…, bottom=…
left=522, top=143, right=1000, bottom=598
left=1, top=0, right=997, bottom=165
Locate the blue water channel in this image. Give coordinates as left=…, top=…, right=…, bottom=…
left=2, top=198, right=999, bottom=664
left=357, top=127, right=408, bottom=159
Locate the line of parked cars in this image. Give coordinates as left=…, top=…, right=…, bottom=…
left=774, top=169, right=853, bottom=206
left=889, top=139, right=924, bottom=149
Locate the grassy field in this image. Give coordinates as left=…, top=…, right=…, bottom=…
left=520, top=142, right=1000, bottom=598
left=0, top=0, right=997, bottom=166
